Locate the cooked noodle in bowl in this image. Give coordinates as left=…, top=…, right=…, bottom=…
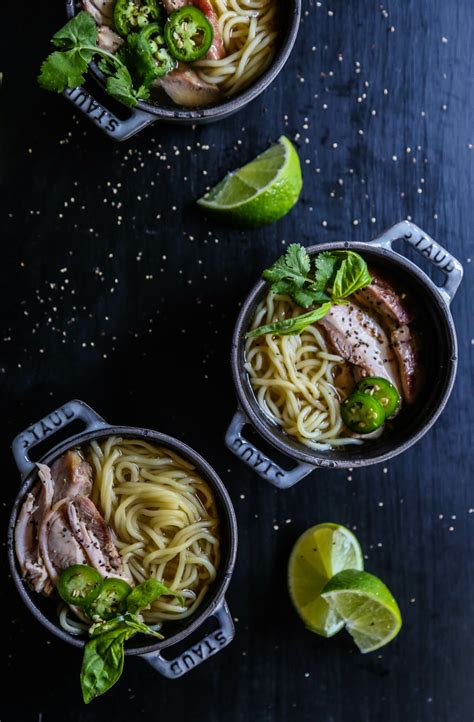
left=245, top=291, right=364, bottom=452
left=194, top=0, right=279, bottom=96
left=87, top=436, right=220, bottom=625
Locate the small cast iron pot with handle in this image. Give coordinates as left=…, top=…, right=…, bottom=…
left=8, top=400, right=237, bottom=679
left=63, top=0, right=301, bottom=140
left=226, top=221, right=463, bottom=489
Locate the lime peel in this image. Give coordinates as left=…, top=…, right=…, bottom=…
left=288, top=523, right=364, bottom=638
left=197, top=136, right=302, bottom=227
left=321, top=569, right=402, bottom=653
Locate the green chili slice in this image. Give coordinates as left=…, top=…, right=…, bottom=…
left=134, top=23, right=177, bottom=81
left=341, top=392, right=386, bottom=434
left=164, top=7, right=213, bottom=62
left=114, top=0, right=163, bottom=37
left=86, top=578, right=132, bottom=621
left=356, top=376, right=401, bottom=419
left=57, top=565, right=102, bottom=607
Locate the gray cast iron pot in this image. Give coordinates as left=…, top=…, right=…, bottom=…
left=63, top=0, right=301, bottom=140
left=9, top=400, right=238, bottom=679
left=226, top=221, right=463, bottom=489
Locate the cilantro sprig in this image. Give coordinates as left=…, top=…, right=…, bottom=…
left=246, top=244, right=372, bottom=338
left=38, top=11, right=149, bottom=108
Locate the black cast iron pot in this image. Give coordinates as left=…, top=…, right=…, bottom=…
left=226, top=221, right=463, bottom=489
left=63, top=0, right=301, bottom=140
left=9, top=400, right=238, bottom=679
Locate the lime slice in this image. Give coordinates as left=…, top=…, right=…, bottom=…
left=288, top=523, right=364, bottom=637
left=197, top=136, right=302, bottom=227
left=321, top=569, right=402, bottom=653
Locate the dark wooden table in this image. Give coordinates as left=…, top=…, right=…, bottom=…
left=2, top=1, right=473, bottom=720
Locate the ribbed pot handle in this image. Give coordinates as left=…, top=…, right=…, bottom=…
left=63, top=87, right=155, bottom=141
left=369, top=220, right=463, bottom=305
left=11, top=400, right=107, bottom=480
left=225, top=410, right=314, bottom=489
left=142, top=600, right=234, bottom=678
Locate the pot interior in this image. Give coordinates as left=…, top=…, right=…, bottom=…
left=10, top=427, right=236, bottom=653
left=236, top=246, right=457, bottom=467
left=66, top=0, right=299, bottom=119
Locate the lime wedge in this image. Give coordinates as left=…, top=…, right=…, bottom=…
left=288, top=523, right=364, bottom=637
left=321, top=569, right=402, bottom=653
left=197, top=136, right=302, bottom=227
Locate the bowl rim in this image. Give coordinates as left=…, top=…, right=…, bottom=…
left=230, top=240, right=459, bottom=469
left=8, top=424, right=238, bottom=655
left=65, top=0, right=302, bottom=120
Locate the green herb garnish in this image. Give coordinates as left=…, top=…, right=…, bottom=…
left=53, top=562, right=181, bottom=704
left=38, top=11, right=149, bottom=108
left=80, top=575, right=179, bottom=703
left=247, top=245, right=372, bottom=338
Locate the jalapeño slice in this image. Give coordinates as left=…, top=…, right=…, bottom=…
left=57, top=565, right=102, bottom=607
left=114, top=0, right=163, bottom=37
left=164, top=6, right=213, bottom=62
left=341, top=392, right=385, bottom=434
left=356, top=376, right=400, bottom=419
left=86, top=578, right=132, bottom=621
left=135, top=23, right=177, bottom=81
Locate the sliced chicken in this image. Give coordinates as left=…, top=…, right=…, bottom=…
left=51, top=450, right=93, bottom=505
left=39, top=500, right=88, bottom=585
left=319, top=303, right=401, bottom=393
left=67, top=496, right=128, bottom=580
left=97, top=25, right=124, bottom=53
left=354, top=269, right=413, bottom=330
left=159, top=69, right=221, bottom=106
left=333, top=363, right=356, bottom=401
left=82, top=0, right=115, bottom=26
left=161, top=0, right=226, bottom=60
left=14, top=485, right=52, bottom=595
left=14, top=465, right=55, bottom=595
left=391, top=325, right=418, bottom=402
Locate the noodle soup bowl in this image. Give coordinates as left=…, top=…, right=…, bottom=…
left=9, top=400, right=237, bottom=678
left=63, top=0, right=301, bottom=140
left=226, top=221, right=463, bottom=489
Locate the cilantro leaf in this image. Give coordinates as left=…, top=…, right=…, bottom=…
left=312, top=251, right=338, bottom=291
left=254, top=245, right=373, bottom=337
left=51, top=10, right=98, bottom=50
left=38, top=10, right=158, bottom=106
left=101, top=64, right=150, bottom=108
left=263, top=244, right=311, bottom=290
left=38, top=49, right=90, bottom=92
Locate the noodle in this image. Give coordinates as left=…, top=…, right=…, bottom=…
left=86, top=437, right=220, bottom=623
left=194, top=0, right=279, bottom=95
left=245, top=292, right=364, bottom=450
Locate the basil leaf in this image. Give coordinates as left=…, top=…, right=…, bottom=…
left=331, top=252, right=372, bottom=300
left=127, top=578, right=183, bottom=614
left=81, top=629, right=132, bottom=704
left=121, top=613, right=164, bottom=638
left=90, top=612, right=163, bottom=640
left=246, top=303, right=333, bottom=338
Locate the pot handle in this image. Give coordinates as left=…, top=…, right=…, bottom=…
left=225, top=410, right=314, bottom=489
left=368, top=220, right=463, bottom=305
left=11, top=400, right=107, bottom=481
left=142, top=600, right=234, bottom=678
left=63, top=87, right=155, bottom=141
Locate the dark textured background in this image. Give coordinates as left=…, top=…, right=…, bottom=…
left=1, top=0, right=473, bottom=720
